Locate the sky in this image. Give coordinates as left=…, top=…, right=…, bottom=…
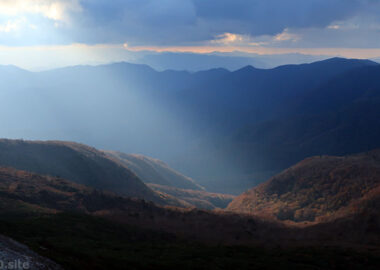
left=1, top=0, right=380, bottom=70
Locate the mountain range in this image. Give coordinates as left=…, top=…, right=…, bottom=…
left=130, top=51, right=327, bottom=71
left=1, top=57, right=380, bottom=194
left=1, top=54, right=380, bottom=268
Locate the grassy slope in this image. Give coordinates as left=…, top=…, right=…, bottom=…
left=0, top=139, right=179, bottom=206
left=227, top=150, right=380, bottom=222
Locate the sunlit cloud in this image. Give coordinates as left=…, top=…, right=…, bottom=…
left=274, top=29, right=300, bottom=42
left=210, top=32, right=291, bottom=48
left=248, top=42, right=269, bottom=47
left=0, top=0, right=81, bottom=21
left=327, top=24, right=341, bottom=30
left=0, top=18, right=24, bottom=32
left=326, top=19, right=363, bottom=31
left=212, top=33, right=245, bottom=45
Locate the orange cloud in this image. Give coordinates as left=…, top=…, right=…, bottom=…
left=212, top=33, right=245, bottom=45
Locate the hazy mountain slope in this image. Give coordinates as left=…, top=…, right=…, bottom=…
left=147, top=183, right=234, bottom=210
left=104, top=151, right=204, bottom=190
left=175, top=57, right=378, bottom=129
left=0, top=139, right=168, bottom=205
left=163, top=58, right=380, bottom=192
left=295, top=65, right=380, bottom=114
left=227, top=149, right=380, bottom=223
left=232, top=101, right=380, bottom=174
left=228, top=64, right=380, bottom=180
left=0, top=65, right=32, bottom=89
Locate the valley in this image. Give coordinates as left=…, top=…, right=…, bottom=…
left=0, top=58, right=380, bottom=269
left=2, top=1, right=380, bottom=269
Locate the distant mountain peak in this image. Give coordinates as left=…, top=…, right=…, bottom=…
left=234, top=65, right=259, bottom=73
left=313, top=57, right=379, bottom=66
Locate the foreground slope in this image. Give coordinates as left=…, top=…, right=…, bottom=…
left=1, top=166, right=378, bottom=245
left=0, top=167, right=379, bottom=269
left=0, top=139, right=166, bottom=204
left=0, top=167, right=279, bottom=243
left=227, top=149, right=380, bottom=222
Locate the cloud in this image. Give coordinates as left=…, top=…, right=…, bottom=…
left=0, top=0, right=81, bottom=21
left=0, top=18, right=24, bottom=32
left=64, top=0, right=380, bottom=46
left=274, top=29, right=300, bottom=42
left=327, top=24, right=341, bottom=30
left=0, top=0, right=82, bottom=46
left=211, top=33, right=245, bottom=45
left=1, top=0, right=380, bottom=49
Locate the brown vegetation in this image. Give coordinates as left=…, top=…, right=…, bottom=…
left=0, top=165, right=379, bottom=248
left=0, top=139, right=185, bottom=206
left=148, top=183, right=234, bottom=209
left=227, top=149, right=380, bottom=224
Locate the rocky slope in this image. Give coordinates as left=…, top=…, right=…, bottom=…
left=0, top=235, right=62, bottom=270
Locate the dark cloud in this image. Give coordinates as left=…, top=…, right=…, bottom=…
left=1, top=0, right=379, bottom=47
left=68, top=0, right=199, bottom=45
left=193, top=0, right=362, bottom=33
left=64, top=0, right=374, bottom=45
